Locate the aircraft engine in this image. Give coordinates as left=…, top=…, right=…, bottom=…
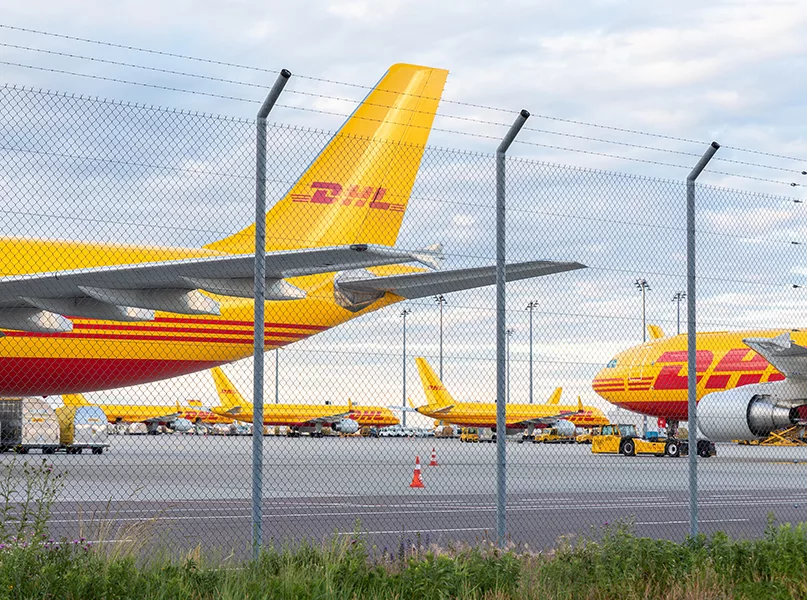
left=554, top=419, right=576, bottom=437
left=698, top=385, right=800, bottom=441
left=334, top=418, right=360, bottom=434
left=168, top=417, right=193, bottom=433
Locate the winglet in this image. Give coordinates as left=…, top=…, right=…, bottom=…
left=577, top=396, right=583, bottom=413
left=348, top=398, right=353, bottom=412
left=647, top=324, right=665, bottom=340
left=410, top=243, right=444, bottom=270
left=407, top=396, right=417, bottom=410
left=547, top=387, right=562, bottom=405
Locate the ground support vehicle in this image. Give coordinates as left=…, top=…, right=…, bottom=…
left=591, top=424, right=716, bottom=458
left=459, top=427, right=479, bottom=443
left=533, top=427, right=575, bottom=444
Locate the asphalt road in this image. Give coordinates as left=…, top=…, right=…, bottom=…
left=5, top=435, right=806, bottom=554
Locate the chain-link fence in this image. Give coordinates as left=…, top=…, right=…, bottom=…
left=1, top=76, right=805, bottom=557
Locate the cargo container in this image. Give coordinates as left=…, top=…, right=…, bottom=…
left=0, top=398, right=108, bottom=454
left=55, top=405, right=109, bottom=454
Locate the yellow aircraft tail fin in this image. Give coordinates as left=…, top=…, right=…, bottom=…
left=211, top=367, right=250, bottom=411
left=414, top=357, right=456, bottom=408
left=647, top=324, right=665, bottom=340
left=62, top=393, right=90, bottom=407
left=547, top=387, right=562, bottom=405
left=205, top=64, right=449, bottom=254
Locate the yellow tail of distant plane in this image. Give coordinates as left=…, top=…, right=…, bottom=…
left=547, top=388, right=562, bottom=405
left=415, top=357, right=457, bottom=409
left=62, top=393, right=90, bottom=407
left=211, top=367, right=250, bottom=413
left=206, top=64, right=448, bottom=254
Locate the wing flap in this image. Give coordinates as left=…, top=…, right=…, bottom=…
left=337, top=260, right=586, bottom=299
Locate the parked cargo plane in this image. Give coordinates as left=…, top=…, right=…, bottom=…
left=62, top=393, right=203, bottom=434
left=209, top=366, right=399, bottom=436
left=0, top=63, right=584, bottom=397
left=412, top=357, right=608, bottom=439
left=593, top=325, right=807, bottom=442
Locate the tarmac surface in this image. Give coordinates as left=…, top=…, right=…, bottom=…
left=7, top=435, right=807, bottom=554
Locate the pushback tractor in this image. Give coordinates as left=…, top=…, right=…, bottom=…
left=591, top=424, right=715, bottom=458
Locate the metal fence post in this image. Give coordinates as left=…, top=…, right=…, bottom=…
left=496, top=109, right=530, bottom=547
left=687, top=141, right=719, bottom=539
left=253, top=68, right=291, bottom=559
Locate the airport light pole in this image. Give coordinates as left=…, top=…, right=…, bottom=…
left=526, top=301, right=537, bottom=404
left=401, top=308, right=412, bottom=428
left=506, top=328, right=514, bottom=403
left=252, top=68, right=291, bottom=560
left=635, top=278, right=650, bottom=437
left=673, top=291, right=686, bottom=335
left=434, top=295, right=446, bottom=380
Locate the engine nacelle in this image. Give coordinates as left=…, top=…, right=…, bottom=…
left=333, top=270, right=384, bottom=312
left=698, top=385, right=798, bottom=441
left=169, top=417, right=193, bottom=433
left=334, top=418, right=360, bottom=434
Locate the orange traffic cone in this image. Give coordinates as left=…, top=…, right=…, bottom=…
left=428, top=447, right=438, bottom=467
left=409, top=456, right=425, bottom=488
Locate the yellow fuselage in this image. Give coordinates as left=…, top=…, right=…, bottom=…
left=593, top=329, right=790, bottom=420
left=0, top=238, right=401, bottom=396
left=416, top=402, right=608, bottom=429
left=218, top=403, right=399, bottom=428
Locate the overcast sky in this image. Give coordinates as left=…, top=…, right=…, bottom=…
left=2, top=1, right=807, bottom=424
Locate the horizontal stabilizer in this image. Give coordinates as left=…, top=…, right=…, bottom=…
left=79, top=287, right=221, bottom=316
left=337, top=260, right=586, bottom=299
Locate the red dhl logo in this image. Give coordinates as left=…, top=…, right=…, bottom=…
left=221, top=389, right=235, bottom=394
left=290, top=182, right=405, bottom=213
left=596, top=348, right=785, bottom=393
left=349, top=410, right=386, bottom=420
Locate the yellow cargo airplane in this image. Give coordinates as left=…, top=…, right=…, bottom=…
left=209, top=366, right=398, bottom=436
left=0, top=63, right=584, bottom=397
left=593, top=324, right=807, bottom=443
left=412, top=357, right=608, bottom=439
left=62, top=393, right=223, bottom=433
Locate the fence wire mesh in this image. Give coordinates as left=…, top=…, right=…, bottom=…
left=0, top=82, right=805, bottom=556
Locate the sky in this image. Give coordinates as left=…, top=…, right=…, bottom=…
left=1, top=1, right=807, bottom=426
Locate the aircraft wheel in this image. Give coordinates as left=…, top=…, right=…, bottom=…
left=697, top=440, right=712, bottom=458
left=665, top=441, right=680, bottom=458
left=620, top=439, right=636, bottom=457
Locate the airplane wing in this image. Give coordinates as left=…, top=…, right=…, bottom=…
left=0, top=244, right=441, bottom=333
left=506, top=397, right=583, bottom=427
left=743, top=332, right=807, bottom=380
left=141, top=412, right=180, bottom=424
left=306, top=411, right=353, bottom=425
left=336, top=260, right=585, bottom=299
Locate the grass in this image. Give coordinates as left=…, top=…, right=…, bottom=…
left=0, top=521, right=805, bottom=599
left=1, top=460, right=806, bottom=599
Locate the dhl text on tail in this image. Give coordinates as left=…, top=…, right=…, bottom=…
left=413, top=357, right=607, bottom=438
left=210, top=366, right=398, bottom=436
left=0, top=63, right=584, bottom=396
left=593, top=325, right=807, bottom=442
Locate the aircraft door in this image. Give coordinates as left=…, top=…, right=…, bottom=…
left=628, top=344, right=652, bottom=381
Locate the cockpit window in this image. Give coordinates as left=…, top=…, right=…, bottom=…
left=606, top=359, right=618, bottom=369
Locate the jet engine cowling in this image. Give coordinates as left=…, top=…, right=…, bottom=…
left=334, top=418, right=360, bottom=434
left=698, top=386, right=798, bottom=441
left=168, top=417, right=193, bottom=433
